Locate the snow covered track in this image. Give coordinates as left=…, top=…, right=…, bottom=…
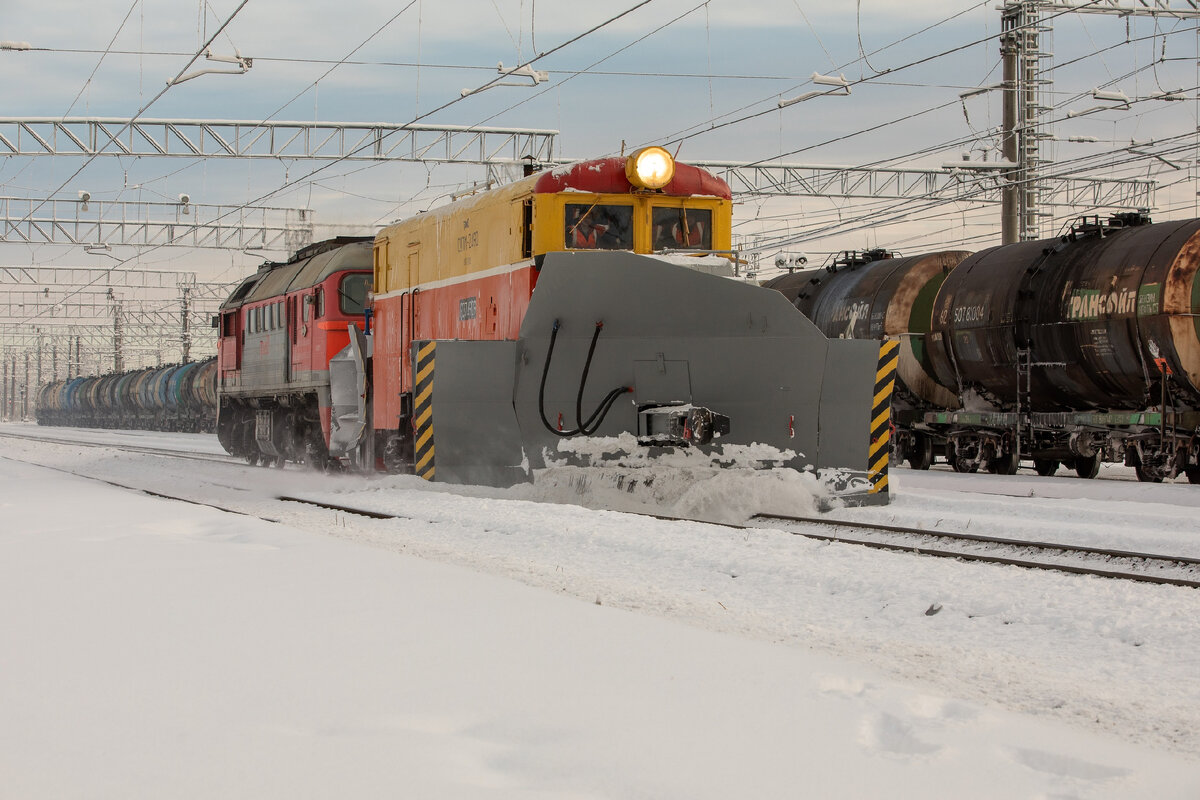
left=3, top=421, right=1200, bottom=775
left=0, top=427, right=240, bottom=466
left=754, top=513, right=1200, bottom=589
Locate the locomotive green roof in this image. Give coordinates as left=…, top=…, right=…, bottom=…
left=220, top=238, right=373, bottom=310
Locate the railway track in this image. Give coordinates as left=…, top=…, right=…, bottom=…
left=751, top=512, right=1200, bottom=590
left=0, top=428, right=241, bottom=466
left=279, top=495, right=1200, bottom=590
left=6, top=426, right=1198, bottom=590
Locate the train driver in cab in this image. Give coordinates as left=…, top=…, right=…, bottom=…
left=566, top=205, right=631, bottom=250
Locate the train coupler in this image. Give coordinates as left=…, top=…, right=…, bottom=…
left=636, top=404, right=730, bottom=447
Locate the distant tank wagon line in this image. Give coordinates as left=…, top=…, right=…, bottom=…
left=35, top=358, right=217, bottom=432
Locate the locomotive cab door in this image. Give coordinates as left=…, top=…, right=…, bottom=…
left=284, top=295, right=296, bottom=383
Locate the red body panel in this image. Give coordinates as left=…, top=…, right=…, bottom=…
left=372, top=264, right=538, bottom=432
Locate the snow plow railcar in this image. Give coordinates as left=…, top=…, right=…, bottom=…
left=215, top=148, right=898, bottom=505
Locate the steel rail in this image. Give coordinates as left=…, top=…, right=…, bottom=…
left=751, top=512, right=1200, bottom=589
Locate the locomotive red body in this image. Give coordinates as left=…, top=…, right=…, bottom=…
left=214, top=237, right=372, bottom=467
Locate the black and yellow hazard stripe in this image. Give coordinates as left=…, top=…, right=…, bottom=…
left=413, top=341, right=436, bottom=481
left=868, top=339, right=900, bottom=494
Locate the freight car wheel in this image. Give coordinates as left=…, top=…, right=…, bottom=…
left=989, top=450, right=1020, bottom=476
left=1033, top=458, right=1059, bottom=477
left=1135, top=465, right=1165, bottom=483
left=906, top=434, right=933, bottom=471
left=1074, top=453, right=1101, bottom=480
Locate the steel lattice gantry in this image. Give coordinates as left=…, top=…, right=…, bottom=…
left=0, top=197, right=315, bottom=251
left=0, top=118, right=558, bottom=164
left=1037, top=1, right=1200, bottom=18
left=692, top=161, right=1155, bottom=210
left=0, top=266, right=238, bottom=379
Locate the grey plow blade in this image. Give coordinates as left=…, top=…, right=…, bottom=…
left=420, top=251, right=889, bottom=511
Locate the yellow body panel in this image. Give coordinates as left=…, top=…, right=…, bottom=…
left=375, top=179, right=733, bottom=295
left=374, top=178, right=536, bottom=296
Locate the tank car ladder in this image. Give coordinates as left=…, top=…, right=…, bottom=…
left=1015, top=346, right=1032, bottom=463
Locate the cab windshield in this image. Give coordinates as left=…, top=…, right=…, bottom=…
left=652, top=207, right=712, bottom=251
left=339, top=273, right=372, bottom=316
left=565, top=204, right=633, bottom=250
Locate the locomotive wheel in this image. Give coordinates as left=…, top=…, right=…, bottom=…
left=906, top=434, right=933, bottom=471
left=1186, top=467, right=1200, bottom=485
left=245, top=452, right=259, bottom=466
left=1033, top=458, right=1059, bottom=477
left=382, top=433, right=414, bottom=474
left=1074, top=453, right=1101, bottom=480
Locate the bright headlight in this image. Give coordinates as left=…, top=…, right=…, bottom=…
left=626, top=146, right=675, bottom=190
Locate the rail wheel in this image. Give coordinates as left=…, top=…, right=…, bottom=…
left=1074, top=453, right=1101, bottom=479
left=1033, top=458, right=1059, bottom=476
left=1135, top=465, right=1165, bottom=483
left=1186, top=467, right=1200, bottom=485
left=906, top=433, right=933, bottom=471
left=989, top=450, right=1020, bottom=475
left=382, top=433, right=414, bottom=474
left=245, top=452, right=260, bottom=467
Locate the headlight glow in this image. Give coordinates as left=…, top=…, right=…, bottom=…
left=626, top=146, right=675, bottom=190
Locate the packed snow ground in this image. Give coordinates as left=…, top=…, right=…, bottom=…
left=1, top=422, right=1198, bottom=798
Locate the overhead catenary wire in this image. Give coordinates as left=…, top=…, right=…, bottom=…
left=7, top=0, right=665, bottom=328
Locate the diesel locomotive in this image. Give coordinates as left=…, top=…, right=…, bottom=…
left=766, top=212, right=1200, bottom=483
left=212, top=147, right=894, bottom=503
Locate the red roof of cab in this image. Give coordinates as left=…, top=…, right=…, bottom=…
left=533, top=157, right=731, bottom=200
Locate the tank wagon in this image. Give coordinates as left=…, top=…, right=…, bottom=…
left=769, top=213, right=1200, bottom=483
left=217, top=148, right=896, bottom=504
left=35, top=358, right=216, bottom=432
left=925, top=213, right=1200, bottom=482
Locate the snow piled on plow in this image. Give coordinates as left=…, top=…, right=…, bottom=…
left=511, top=433, right=831, bottom=523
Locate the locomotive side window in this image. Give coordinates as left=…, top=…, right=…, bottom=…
left=565, top=204, right=633, bottom=250
left=339, top=274, right=372, bottom=315
left=315, top=287, right=325, bottom=318
left=652, top=207, right=712, bottom=251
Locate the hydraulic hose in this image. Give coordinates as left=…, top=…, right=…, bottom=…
left=538, top=319, right=631, bottom=438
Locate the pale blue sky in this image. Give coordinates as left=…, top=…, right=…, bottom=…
left=3, top=0, right=1198, bottom=276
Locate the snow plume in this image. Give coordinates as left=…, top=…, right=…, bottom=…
left=512, top=434, right=828, bottom=522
